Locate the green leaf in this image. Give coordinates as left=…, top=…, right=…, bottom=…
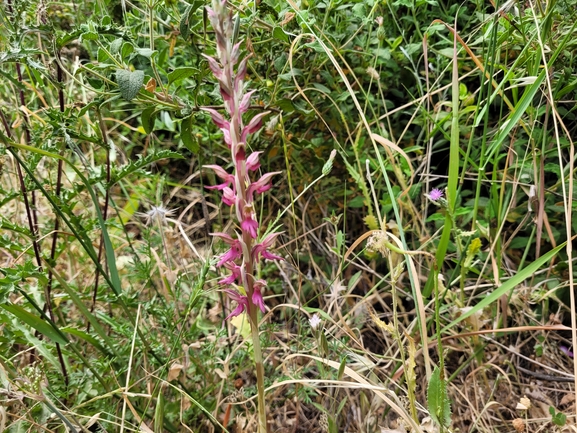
left=180, top=115, right=199, bottom=153
left=276, top=98, right=295, bottom=113
left=60, top=326, right=108, bottom=355
left=116, top=69, right=144, bottom=101
left=134, top=48, right=156, bottom=59
left=272, top=26, right=289, bottom=42
left=141, top=107, right=157, bottom=134
left=180, top=0, right=204, bottom=40
left=427, top=367, right=451, bottom=428
left=81, top=31, right=98, bottom=41
left=168, top=67, right=198, bottom=86
left=1, top=303, right=67, bottom=345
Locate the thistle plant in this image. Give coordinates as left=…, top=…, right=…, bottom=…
left=203, top=1, right=282, bottom=430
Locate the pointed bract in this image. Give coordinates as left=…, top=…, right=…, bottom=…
left=202, top=107, right=230, bottom=131
left=241, top=111, right=269, bottom=142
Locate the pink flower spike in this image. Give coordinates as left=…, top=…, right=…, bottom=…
left=248, top=171, right=281, bottom=197
left=246, top=151, right=262, bottom=171
left=202, top=107, right=230, bottom=131
left=223, top=289, right=248, bottom=320
left=241, top=111, right=270, bottom=142
left=252, top=281, right=267, bottom=313
left=241, top=216, right=259, bottom=238
left=239, top=90, right=257, bottom=114
left=222, top=187, right=237, bottom=206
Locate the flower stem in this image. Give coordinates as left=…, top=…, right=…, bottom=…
left=249, top=306, right=267, bottom=432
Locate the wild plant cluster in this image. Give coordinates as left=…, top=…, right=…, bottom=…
left=1, top=0, right=577, bottom=432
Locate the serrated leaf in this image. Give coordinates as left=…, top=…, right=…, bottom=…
left=168, top=67, right=198, bottom=86
left=116, top=69, right=144, bottom=101
left=427, top=367, right=451, bottom=428
left=364, top=214, right=379, bottom=230
left=180, top=115, right=199, bottom=153
left=141, top=107, right=157, bottom=134
left=81, top=31, right=98, bottom=41
left=1, top=303, right=68, bottom=345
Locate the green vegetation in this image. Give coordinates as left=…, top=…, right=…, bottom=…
left=1, top=0, right=577, bottom=431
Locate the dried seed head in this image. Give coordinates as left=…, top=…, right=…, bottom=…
left=512, top=418, right=525, bottom=432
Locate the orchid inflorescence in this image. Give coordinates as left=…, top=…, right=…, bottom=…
left=203, top=0, right=282, bottom=321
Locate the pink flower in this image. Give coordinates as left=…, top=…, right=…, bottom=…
left=253, top=232, right=283, bottom=261
left=239, top=90, right=256, bottom=114
left=222, top=187, right=237, bottom=206
left=204, top=165, right=234, bottom=190
left=252, top=280, right=267, bottom=313
left=246, top=151, right=262, bottom=171
left=240, top=111, right=270, bottom=142
left=241, top=216, right=259, bottom=238
left=561, top=345, right=574, bottom=358
left=247, top=172, right=281, bottom=198
left=219, top=262, right=242, bottom=285
left=202, top=107, right=230, bottom=131
left=211, top=232, right=243, bottom=266
left=223, top=289, right=248, bottom=320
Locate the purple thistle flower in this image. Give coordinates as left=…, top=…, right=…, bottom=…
left=427, top=188, right=444, bottom=201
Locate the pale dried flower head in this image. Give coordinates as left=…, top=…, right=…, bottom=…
left=512, top=418, right=525, bottom=432
left=366, top=66, right=379, bottom=80
left=309, top=313, right=321, bottom=330
left=137, top=205, right=177, bottom=226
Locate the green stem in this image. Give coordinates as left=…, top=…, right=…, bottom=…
left=249, top=306, right=267, bottom=432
